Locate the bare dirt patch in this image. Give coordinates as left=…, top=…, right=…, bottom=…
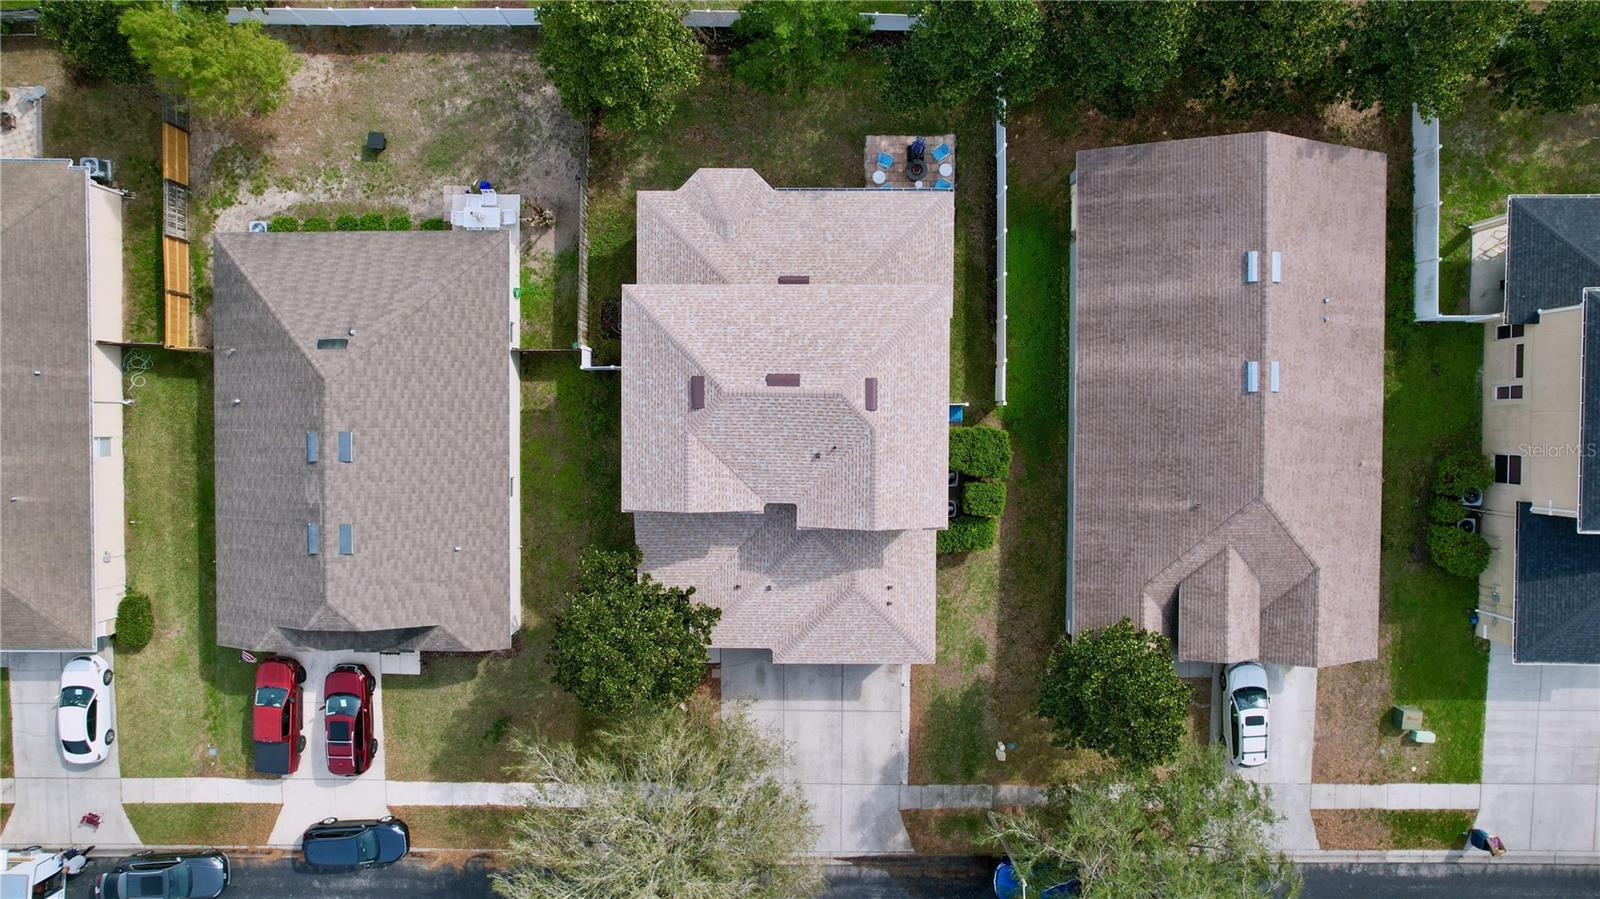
left=1313, top=629, right=1448, bottom=783
left=1182, top=677, right=1213, bottom=745
left=901, top=807, right=1017, bottom=855
left=1313, top=809, right=1474, bottom=850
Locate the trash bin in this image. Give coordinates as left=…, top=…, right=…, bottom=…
left=1392, top=705, right=1424, bottom=730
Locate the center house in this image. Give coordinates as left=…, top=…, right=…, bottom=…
left=212, top=228, right=521, bottom=654
left=621, top=169, right=953, bottom=664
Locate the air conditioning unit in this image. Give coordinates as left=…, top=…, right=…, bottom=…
left=248, top=220, right=269, bottom=233
left=78, top=157, right=114, bottom=185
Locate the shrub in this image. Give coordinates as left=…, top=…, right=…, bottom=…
left=334, top=213, right=360, bottom=232
left=949, top=426, right=1013, bottom=480
left=358, top=212, right=386, bottom=231
left=267, top=215, right=299, bottom=233
left=114, top=590, right=154, bottom=650
left=937, top=515, right=997, bottom=555
left=1429, top=496, right=1465, bottom=526
left=1037, top=619, right=1192, bottom=770
left=1434, top=449, right=1494, bottom=498
left=386, top=213, right=412, bottom=231
left=300, top=216, right=331, bottom=232
left=419, top=217, right=449, bottom=231
left=1428, top=525, right=1493, bottom=579
left=963, top=481, right=1007, bottom=518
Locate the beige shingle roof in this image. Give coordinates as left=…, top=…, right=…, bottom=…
left=1071, top=132, right=1386, bottom=668
left=624, top=169, right=952, bottom=664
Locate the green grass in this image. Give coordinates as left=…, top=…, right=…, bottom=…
left=389, top=806, right=521, bottom=849
left=1436, top=91, right=1600, bottom=312
left=0, top=667, right=11, bottom=779
left=521, top=249, right=579, bottom=349
left=1382, top=810, right=1476, bottom=849
left=115, top=350, right=256, bottom=777
left=382, top=355, right=633, bottom=781
left=125, top=804, right=280, bottom=847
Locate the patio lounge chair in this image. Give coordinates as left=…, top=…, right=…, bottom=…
left=931, top=143, right=951, bottom=163
left=876, top=151, right=893, bottom=170
left=935, top=179, right=953, bottom=190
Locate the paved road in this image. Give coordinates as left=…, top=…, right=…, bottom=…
left=67, top=854, right=498, bottom=898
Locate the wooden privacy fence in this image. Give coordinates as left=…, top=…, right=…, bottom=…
left=159, top=96, right=194, bottom=349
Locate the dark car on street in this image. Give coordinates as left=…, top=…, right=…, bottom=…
left=252, top=656, right=306, bottom=775
left=301, top=817, right=410, bottom=870
left=92, top=850, right=229, bottom=898
left=324, top=663, right=377, bottom=776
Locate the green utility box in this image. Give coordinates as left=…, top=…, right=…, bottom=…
left=1392, top=705, right=1424, bottom=731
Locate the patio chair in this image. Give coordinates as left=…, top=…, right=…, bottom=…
left=931, top=142, right=951, bottom=163
left=935, top=179, right=953, bottom=190
left=876, top=151, right=894, bottom=170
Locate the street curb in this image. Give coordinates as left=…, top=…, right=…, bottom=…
left=1291, top=850, right=1600, bottom=866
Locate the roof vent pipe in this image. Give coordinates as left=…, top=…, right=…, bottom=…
left=690, top=375, right=705, bottom=410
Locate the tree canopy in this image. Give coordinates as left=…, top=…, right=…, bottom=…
left=1036, top=619, right=1191, bottom=770
left=1185, top=1, right=1348, bottom=116
left=730, top=0, right=868, bottom=97
left=536, top=0, right=702, bottom=131
left=891, top=0, right=1048, bottom=118
left=1491, top=1, right=1600, bottom=114
left=39, top=1, right=149, bottom=84
left=987, top=744, right=1301, bottom=898
left=547, top=546, right=720, bottom=717
left=1334, top=0, right=1522, bottom=119
left=1042, top=0, right=1195, bottom=118
left=493, top=704, right=822, bottom=899
left=119, top=4, right=298, bottom=117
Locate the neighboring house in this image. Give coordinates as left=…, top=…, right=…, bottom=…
left=1068, top=132, right=1387, bottom=669
left=211, top=229, right=520, bottom=654
left=622, top=169, right=953, bottom=664
left=1471, top=195, right=1600, bottom=664
left=1, top=157, right=128, bottom=651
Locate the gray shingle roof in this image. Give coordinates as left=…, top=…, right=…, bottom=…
left=623, top=169, right=952, bottom=664
left=1071, top=132, right=1386, bottom=668
left=1, top=159, right=96, bottom=651
left=1514, top=502, right=1600, bottom=664
left=1505, top=195, right=1600, bottom=327
left=1584, top=289, right=1600, bottom=533
left=212, top=231, right=515, bottom=653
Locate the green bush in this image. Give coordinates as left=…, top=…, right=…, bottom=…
left=114, top=590, right=154, bottom=650
left=358, top=212, right=386, bottom=231
left=949, top=426, right=1013, bottom=479
left=300, top=216, right=331, bottom=232
left=267, top=215, right=299, bottom=233
left=1428, top=525, right=1492, bottom=578
left=1430, top=496, right=1466, bottom=526
left=334, top=213, right=360, bottom=232
left=386, top=213, right=412, bottom=231
left=963, top=481, right=1007, bottom=518
left=419, top=217, right=449, bottom=231
left=1434, top=450, right=1494, bottom=498
left=937, top=515, right=997, bottom=555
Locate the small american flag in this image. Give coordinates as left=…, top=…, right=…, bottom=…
left=241, top=650, right=258, bottom=663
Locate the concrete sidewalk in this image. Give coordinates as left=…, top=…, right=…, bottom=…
left=1310, top=783, right=1481, bottom=810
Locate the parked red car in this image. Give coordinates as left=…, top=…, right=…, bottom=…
left=253, top=656, right=306, bottom=775
left=324, top=663, right=377, bottom=777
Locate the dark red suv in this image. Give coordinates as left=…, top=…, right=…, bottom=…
left=324, top=663, right=377, bottom=776
left=252, top=657, right=306, bottom=775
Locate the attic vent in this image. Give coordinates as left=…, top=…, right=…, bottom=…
left=777, top=275, right=810, bottom=285
left=690, top=375, right=705, bottom=410
left=307, top=523, right=320, bottom=556
left=316, top=338, right=349, bottom=350
left=338, top=431, right=353, bottom=463
left=338, top=524, right=353, bottom=555
left=1245, top=251, right=1261, bottom=283
left=1269, top=361, right=1281, bottom=393
left=1245, top=361, right=1261, bottom=394
left=1270, top=251, right=1282, bottom=283
left=865, top=377, right=879, bottom=412
left=306, top=431, right=319, bottom=464
left=766, top=373, right=801, bottom=387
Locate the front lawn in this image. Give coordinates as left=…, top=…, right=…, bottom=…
left=0, top=667, right=11, bottom=778
left=389, top=806, right=521, bottom=849
left=381, top=355, right=632, bottom=781
left=115, top=350, right=256, bottom=777
left=125, top=804, right=280, bottom=847
left=1312, top=809, right=1475, bottom=850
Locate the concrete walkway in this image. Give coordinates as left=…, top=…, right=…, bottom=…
left=1310, top=783, right=1481, bottom=810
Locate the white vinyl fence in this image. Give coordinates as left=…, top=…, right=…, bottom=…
left=994, top=111, right=1008, bottom=406
left=228, top=7, right=916, bottom=30
left=1412, top=104, right=1499, bottom=323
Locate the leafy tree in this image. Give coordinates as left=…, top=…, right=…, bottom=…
left=987, top=744, right=1302, bottom=899
left=1333, top=0, right=1521, bottom=119
left=547, top=547, right=720, bottom=716
left=730, top=0, right=867, bottom=96
left=536, top=0, right=702, bottom=131
left=494, top=704, right=822, bottom=899
left=39, top=1, right=150, bottom=84
left=1042, top=1, right=1196, bottom=118
left=1037, top=619, right=1190, bottom=770
left=1491, top=1, right=1600, bottom=114
left=119, top=4, right=298, bottom=117
left=890, top=0, right=1048, bottom=118
left=1186, top=1, right=1349, bottom=116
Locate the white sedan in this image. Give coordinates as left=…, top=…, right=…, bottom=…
left=58, top=655, right=115, bottom=765
left=1222, top=661, right=1269, bottom=768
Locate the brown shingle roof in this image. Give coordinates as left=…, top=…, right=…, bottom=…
left=624, top=169, right=952, bottom=664
left=1070, top=132, right=1386, bottom=668
left=1, top=159, right=96, bottom=650
left=212, top=231, right=515, bottom=653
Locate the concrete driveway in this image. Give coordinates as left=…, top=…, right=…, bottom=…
left=1226, top=662, right=1320, bottom=851
left=720, top=650, right=910, bottom=855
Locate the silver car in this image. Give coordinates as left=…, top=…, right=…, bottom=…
left=1222, top=661, right=1269, bottom=768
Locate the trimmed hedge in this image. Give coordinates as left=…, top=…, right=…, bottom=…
left=334, top=213, right=360, bottom=232
left=114, top=590, right=154, bottom=650
left=387, top=213, right=412, bottom=231
left=267, top=215, right=299, bottom=233
left=963, top=481, right=1007, bottom=518
left=301, top=216, right=331, bottom=232
left=1428, top=525, right=1492, bottom=579
left=419, top=217, right=448, bottom=231
left=1434, top=450, right=1493, bottom=498
left=358, top=212, right=386, bottom=231
left=949, top=426, right=1012, bottom=479
left=938, top=515, right=996, bottom=555
left=1430, top=496, right=1466, bottom=526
